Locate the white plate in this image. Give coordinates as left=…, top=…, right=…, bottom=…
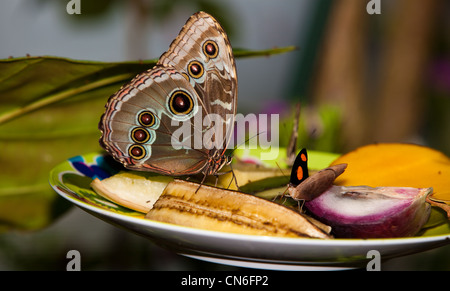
left=49, top=152, right=450, bottom=270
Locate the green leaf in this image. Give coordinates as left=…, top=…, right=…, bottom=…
left=0, top=46, right=295, bottom=232
left=0, top=57, right=157, bottom=125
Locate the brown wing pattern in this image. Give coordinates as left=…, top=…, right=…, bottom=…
left=100, top=67, right=210, bottom=175
left=158, top=11, right=237, bottom=151
left=99, top=12, right=237, bottom=176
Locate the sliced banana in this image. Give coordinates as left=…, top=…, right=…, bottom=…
left=146, top=179, right=332, bottom=239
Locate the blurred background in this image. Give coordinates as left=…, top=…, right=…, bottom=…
left=0, top=0, right=449, bottom=270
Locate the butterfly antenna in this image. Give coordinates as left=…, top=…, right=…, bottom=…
left=228, top=131, right=263, bottom=156
left=274, top=161, right=288, bottom=179
left=225, top=131, right=261, bottom=190
left=287, top=103, right=301, bottom=166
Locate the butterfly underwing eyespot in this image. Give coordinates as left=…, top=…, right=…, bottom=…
left=188, top=61, right=204, bottom=79
left=128, top=144, right=147, bottom=160
left=138, top=111, right=156, bottom=127
left=168, top=90, right=194, bottom=115
left=131, top=127, right=151, bottom=144
left=203, top=40, right=219, bottom=59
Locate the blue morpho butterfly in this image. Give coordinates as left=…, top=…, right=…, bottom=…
left=98, top=12, right=237, bottom=184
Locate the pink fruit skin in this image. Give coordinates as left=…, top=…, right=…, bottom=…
left=305, top=187, right=431, bottom=239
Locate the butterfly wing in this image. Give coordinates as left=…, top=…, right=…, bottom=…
left=289, top=148, right=309, bottom=186
left=99, top=66, right=211, bottom=175
left=158, top=11, right=237, bottom=151
left=99, top=12, right=237, bottom=176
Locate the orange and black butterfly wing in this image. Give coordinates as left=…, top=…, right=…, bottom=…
left=289, top=148, right=309, bottom=186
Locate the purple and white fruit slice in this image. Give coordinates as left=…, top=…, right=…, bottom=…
left=305, top=185, right=432, bottom=238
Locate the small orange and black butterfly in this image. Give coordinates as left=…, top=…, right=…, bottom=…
left=289, top=148, right=309, bottom=187
left=288, top=148, right=347, bottom=202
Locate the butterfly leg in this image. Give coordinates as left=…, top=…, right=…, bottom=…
left=195, top=174, right=208, bottom=193
left=275, top=187, right=289, bottom=202
left=227, top=163, right=240, bottom=191
left=217, top=169, right=240, bottom=191
left=229, top=169, right=240, bottom=191
left=296, top=199, right=305, bottom=213
left=209, top=165, right=240, bottom=191
left=210, top=170, right=239, bottom=190
left=214, top=175, right=219, bottom=187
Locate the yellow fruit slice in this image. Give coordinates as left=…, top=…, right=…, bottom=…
left=330, top=143, right=450, bottom=202
left=91, top=171, right=174, bottom=213
left=212, top=163, right=284, bottom=190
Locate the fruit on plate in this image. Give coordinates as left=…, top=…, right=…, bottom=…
left=91, top=172, right=173, bottom=213
left=205, top=162, right=285, bottom=191
left=146, top=179, right=331, bottom=238
left=91, top=174, right=332, bottom=238
left=305, top=185, right=432, bottom=238
left=330, top=143, right=450, bottom=203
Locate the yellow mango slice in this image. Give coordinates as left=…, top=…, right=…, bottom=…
left=330, top=143, right=450, bottom=202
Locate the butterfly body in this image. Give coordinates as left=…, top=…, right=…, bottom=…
left=99, top=12, right=237, bottom=178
